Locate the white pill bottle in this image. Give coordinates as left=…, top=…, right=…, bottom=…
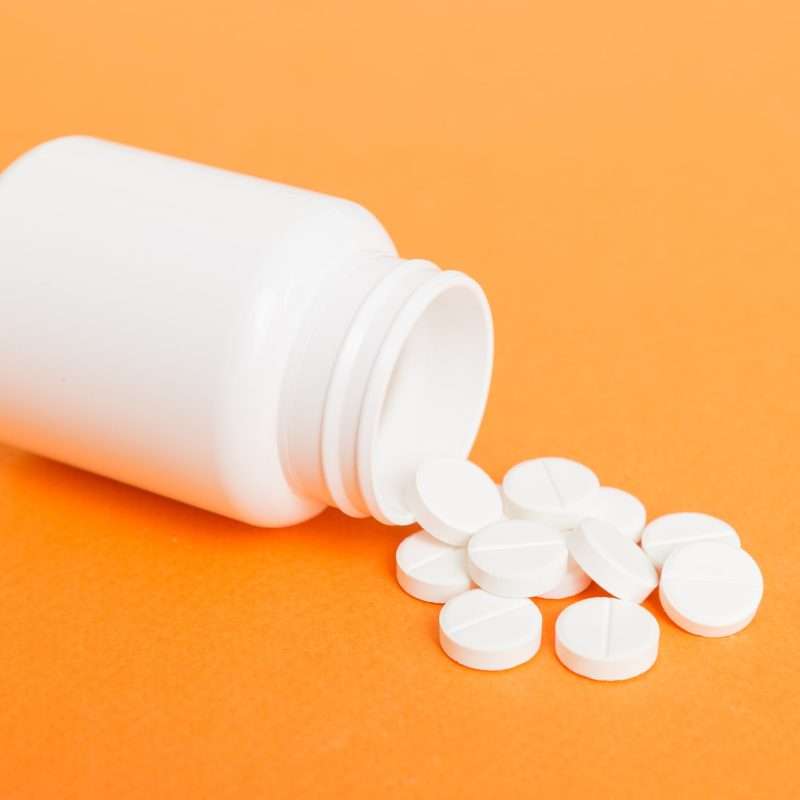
left=0, top=136, right=492, bottom=527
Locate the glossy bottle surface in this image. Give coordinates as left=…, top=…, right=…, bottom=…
left=0, top=137, right=493, bottom=526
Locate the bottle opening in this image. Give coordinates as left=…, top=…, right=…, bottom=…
left=357, top=271, right=493, bottom=525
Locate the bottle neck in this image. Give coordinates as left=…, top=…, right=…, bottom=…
left=280, top=253, right=493, bottom=525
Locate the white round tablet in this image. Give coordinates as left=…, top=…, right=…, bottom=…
left=538, top=552, right=592, bottom=599
left=570, top=486, right=647, bottom=542
left=501, top=457, right=599, bottom=529
left=641, top=512, right=740, bottom=569
left=467, top=519, right=568, bottom=598
left=659, top=541, right=763, bottom=637
left=568, top=518, right=658, bottom=603
left=407, top=458, right=502, bottom=546
left=555, top=597, right=660, bottom=681
left=395, top=530, right=473, bottom=603
left=439, top=589, right=542, bottom=671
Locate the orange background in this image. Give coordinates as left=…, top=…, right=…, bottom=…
left=2, top=1, right=799, bottom=797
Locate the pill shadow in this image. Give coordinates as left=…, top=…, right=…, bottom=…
left=422, top=584, right=684, bottom=681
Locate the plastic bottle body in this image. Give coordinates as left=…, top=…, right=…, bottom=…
left=0, top=137, right=493, bottom=526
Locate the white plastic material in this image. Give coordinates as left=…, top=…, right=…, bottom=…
left=659, top=541, right=763, bottom=637
left=568, top=518, right=658, bottom=603
left=395, top=530, right=472, bottom=603
left=439, top=589, right=542, bottom=671
left=570, top=487, right=647, bottom=542
left=642, top=512, right=740, bottom=569
left=407, top=458, right=502, bottom=546
left=502, top=457, right=599, bottom=529
left=466, top=519, right=568, bottom=597
left=555, top=597, right=660, bottom=681
left=0, top=137, right=493, bottom=527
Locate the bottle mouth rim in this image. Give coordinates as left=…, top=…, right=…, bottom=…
left=319, top=260, right=435, bottom=519
left=355, top=269, right=494, bottom=525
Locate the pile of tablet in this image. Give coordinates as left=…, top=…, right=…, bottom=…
left=396, top=457, right=763, bottom=680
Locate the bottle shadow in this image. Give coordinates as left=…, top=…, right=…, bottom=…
left=0, top=446, right=399, bottom=554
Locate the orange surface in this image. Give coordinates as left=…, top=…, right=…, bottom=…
left=2, top=1, right=799, bottom=797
